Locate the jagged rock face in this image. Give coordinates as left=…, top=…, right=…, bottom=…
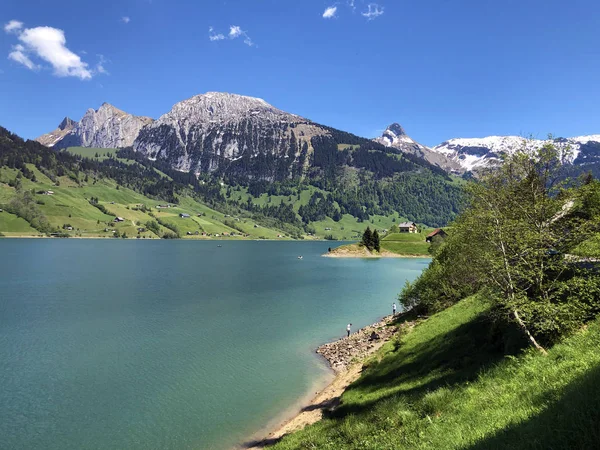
left=134, top=92, right=327, bottom=178
left=375, top=123, right=463, bottom=173
left=35, top=117, right=76, bottom=147
left=38, top=104, right=154, bottom=149
left=431, top=135, right=600, bottom=173
left=74, top=103, right=154, bottom=148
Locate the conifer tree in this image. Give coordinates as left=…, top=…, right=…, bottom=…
left=373, top=229, right=381, bottom=252
left=362, top=226, right=373, bottom=250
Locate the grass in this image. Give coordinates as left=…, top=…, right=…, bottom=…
left=270, top=295, right=600, bottom=449
left=572, top=233, right=600, bottom=258
left=328, top=231, right=433, bottom=256
left=0, top=170, right=288, bottom=239
left=380, top=232, right=432, bottom=256
left=0, top=210, right=38, bottom=236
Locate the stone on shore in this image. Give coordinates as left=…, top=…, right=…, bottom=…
left=316, top=316, right=398, bottom=373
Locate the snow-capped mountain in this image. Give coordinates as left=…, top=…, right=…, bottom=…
left=375, top=123, right=462, bottom=173
left=431, top=135, right=600, bottom=172
left=37, top=103, right=154, bottom=149
left=133, top=92, right=329, bottom=175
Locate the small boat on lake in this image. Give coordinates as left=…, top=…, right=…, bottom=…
left=297, top=256, right=303, bottom=260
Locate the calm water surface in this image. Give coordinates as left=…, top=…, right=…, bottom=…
left=0, top=240, right=429, bottom=450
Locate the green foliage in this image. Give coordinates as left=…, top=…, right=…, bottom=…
left=401, top=140, right=600, bottom=346
left=361, top=226, right=373, bottom=250
left=156, top=218, right=180, bottom=238
left=144, top=219, right=161, bottom=236
left=372, top=229, right=380, bottom=252
left=2, top=190, right=52, bottom=234
left=271, top=296, right=600, bottom=450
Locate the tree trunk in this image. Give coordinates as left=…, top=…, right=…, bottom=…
left=513, top=310, right=548, bottom=355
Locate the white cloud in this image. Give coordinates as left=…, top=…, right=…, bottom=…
left=5, top=21, right=92, bottom=79
left=8, top=44, right=38, bottom=70
left=348, top=0, right=356, bottom=12
left=229, top=25, right=242, bottom=38
left=362, top=3, right=384, bottom=20
left=95, top=54, right=109, bottom=75
left=121, top=16, right=131, bottom=24
left=210, top=25, right=254, bottom=47
left=4, top=20, right=23, bottom=34
left=323, top=6, right=338, bottom=19
left=208, top=26, right=225, bottom=41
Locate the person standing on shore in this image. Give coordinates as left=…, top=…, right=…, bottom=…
left=392, top=303, right=397, bottom=315
left=347, top=323, right=352, bottom=337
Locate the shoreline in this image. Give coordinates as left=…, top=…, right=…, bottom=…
left=323, top=251, right=427, bottom=258
left=242, top=316, right=399, bottom=449
left=0, top=235, right=334, bottom=242
left=323, top=244, right=429, bottom=259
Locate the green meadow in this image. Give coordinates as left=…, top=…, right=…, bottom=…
left=0, top=162, right=288, bottom=239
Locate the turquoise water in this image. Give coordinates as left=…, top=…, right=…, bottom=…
left=0, top=240, right=429, bottom=450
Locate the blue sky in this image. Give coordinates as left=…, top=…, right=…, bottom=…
left=1, top=0, right=599, bottom=146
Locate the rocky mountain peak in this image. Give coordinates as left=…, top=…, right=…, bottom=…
left=162, top=91, right=300, bottom=126
left=35, top=117, right=77, bottom=147
left=133, top=92, right=325, bottom=174
left=37, top=103, right=154, bottom=149
left=58, top=117, right=76, bottom=131
left=375, top=124, right=463, bottom=174
left=386, top=123, right=407, bottom=137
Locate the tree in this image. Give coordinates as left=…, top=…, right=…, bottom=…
left=362, top=226, right=373, bottom=250
left=450, top=140, right=600, bottom=350
left=401, top=139, right=600, bottom=350
left=372, top=229, right=381, bottom=252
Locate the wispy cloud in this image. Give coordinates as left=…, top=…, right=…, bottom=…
left=4, top=20, right=93, bottom=79
left=323, top=6, right=338, bottom=19
left=95, top=54, right=109, bottom=75
left=322, top=1, right=385, bottom=21
left=362, top=3, right=384, bottom=20
left=121, top=16, right=131, bottom=24
left=9, top=44, right=38, bottom=70
left=209, top=25, right=254, bottom=47
left=4, top=20, right=23, bottom=34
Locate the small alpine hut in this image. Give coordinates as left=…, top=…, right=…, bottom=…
left=398, top=222, right=418, bottom=233
left=426, top=228, right=448, bottom=243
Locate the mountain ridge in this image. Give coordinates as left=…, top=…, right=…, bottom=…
left=36, top=103, right=154, bottom=149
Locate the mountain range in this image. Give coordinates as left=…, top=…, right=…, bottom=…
left=37, top=93, right=600, bottom=178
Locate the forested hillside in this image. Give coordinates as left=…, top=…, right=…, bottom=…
left=0, top=126, right=465, bottom=237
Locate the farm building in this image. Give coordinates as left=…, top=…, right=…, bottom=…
left=179, top=213, right=191, bottom=218
left=114, top=217, right=125, bottom=222
left=426, top=228, right=448, bottom=242
left=398, top=222, right=418, bottom=233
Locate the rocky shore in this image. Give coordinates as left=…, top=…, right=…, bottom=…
left=316, top=316, right=399, bottom=373
left=244, top=316, right=401, bottom=449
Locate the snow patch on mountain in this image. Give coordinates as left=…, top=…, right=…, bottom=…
left=431, top=135, right=600, bottom=172
left=375, top=123, right=462, bottom=173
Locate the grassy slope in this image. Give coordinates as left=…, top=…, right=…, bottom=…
left=381, top=232, right=432, bottom=256
left=0, top=164, right=287, bottom=239
left=327, top=231, right=433, bottom=256
left=227, top=185, right=410, bottom=241
left=273, top=296, right=600, bottom=449
left=0, top=209, right=38, bottom=236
